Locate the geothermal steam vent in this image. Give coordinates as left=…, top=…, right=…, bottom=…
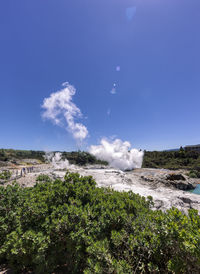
left=90, top=138, right=144, bottom=171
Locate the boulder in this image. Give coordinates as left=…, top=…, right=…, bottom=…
left=166, top=173, right=185, bottom=181
left=140, top=172, right=197, bottom=191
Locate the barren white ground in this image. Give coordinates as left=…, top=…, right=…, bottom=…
left=8, top=164, right=200, bottom=214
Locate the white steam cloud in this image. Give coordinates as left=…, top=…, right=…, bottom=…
left=45, top=152, right=69, bottom=169
left=42, top=82, right=88, bottom=142
left=89, top=138, right=143, bottom=171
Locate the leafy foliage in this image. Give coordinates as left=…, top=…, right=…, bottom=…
left=0, top=149, right=45, bottom=163
left=143, top=149, right=200, bottom=176
left=36, top=174, right=52, bottom=183
left=0, top=170, right=12, bottom=182
left=0, top=172, right=200, bottom=273
left=62, top=151, right=108, bottom=166
left=0, top=149, right=108, bottom=167
left=187, top=169, right=200, bottom=178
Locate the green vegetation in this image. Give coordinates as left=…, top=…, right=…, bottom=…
left=62, top=151, right=108, bottom=166
left=0, top=170, right=12, bottom=182
left=187, top=169, right=200, bottom=178
left=0, top=149, right=107, bottom=167
left=143, top=148, right=200, bottom=176
left=0, top=149, right=45, bottom=163
left=0, top=172, right=200, bottom=273
left=36, top=174, right=52, bottom=183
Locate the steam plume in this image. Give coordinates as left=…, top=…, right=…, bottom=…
left=90, top=138, right=143, bottom=171
left=45, top=152, right=69, bottom=169
left=42, top=82, right=88, bottom=142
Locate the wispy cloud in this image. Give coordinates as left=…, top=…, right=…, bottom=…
left=107, top=109, right=111, bottom=116
left=42, top=82, right=88, bottom=142
left=110, top=83, right=117, bottom=94
left=116, top=66, right=120, bottom=72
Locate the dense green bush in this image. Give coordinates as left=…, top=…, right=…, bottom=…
left=62, top=151, right=108, bottom=166
left=0, top=149, right=108, bottom=167
left=0, top=149, right=45, bottom=162
left=36, top=174, right=52, bottom=183
left=187, top=169, right=200, bottom=178
left=0, top=172, right=200, bottom=273
left=0, top=170, right=12, bottom=182
left=143, top=149, right=200, bottom=174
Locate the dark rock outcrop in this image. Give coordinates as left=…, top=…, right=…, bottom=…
left=140, top=172, right=196, bottom=191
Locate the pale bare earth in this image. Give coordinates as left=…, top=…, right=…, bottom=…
left=68, top=167, right=200, bottom=214
left=2, top=164, right=200, bottom=215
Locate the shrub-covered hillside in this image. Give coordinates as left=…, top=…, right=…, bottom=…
left=0, top=172, right=200, bottom=273
left=62, top=151, right=108, bottom=166
left=143, top=148, right=200, bottom=172
left=0, top=149, right=108, bottom=166
left=0, top=149, right=45, bottom=163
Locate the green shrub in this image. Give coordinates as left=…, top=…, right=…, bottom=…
left=0, top=170, right=12, bottom=181
left=0, top=149, right=108, bottom=167
left=188, top=170, right=200, bottom=178
left=0, top=149, right=45, bottom=163
left=62, top=151, right=108, bottom=166
left=0, top=172, right=200, bottom=273
left=36, top=174, right=52, bottom=183
left=188, top=171, right=198, bottom=178
left=143, top=149, right=200, bottom=172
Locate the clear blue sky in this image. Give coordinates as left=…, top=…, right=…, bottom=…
left=0, top=0, right=200, bottom=151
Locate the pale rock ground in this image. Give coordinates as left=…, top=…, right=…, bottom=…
left=65, top=166, right=200, bottom=214
left=3, top=164, right=200, bottom=215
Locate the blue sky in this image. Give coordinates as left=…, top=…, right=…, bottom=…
left=0, top=0, right=200, bottom=151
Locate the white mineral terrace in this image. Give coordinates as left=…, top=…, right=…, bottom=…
left=4, top=164, right=200, bottom=215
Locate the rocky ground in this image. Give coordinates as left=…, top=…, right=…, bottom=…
left=69, top=166, right=200, bottom=214
left=1, top=163, right=200, bottom=214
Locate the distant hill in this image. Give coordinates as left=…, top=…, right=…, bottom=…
left=0, top=149, right=45, bottom=164
left=143, top=149, right=200, bottom=177
left=0, top=149, right=108, bottom=167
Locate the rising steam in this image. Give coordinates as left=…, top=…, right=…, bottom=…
left=90, top=138, right=143, bottom=171
left=45, top=152, right=69, bottom=169
left=42, top=82, right=88, bottom=142
left=42, top=83, right=143, bottom=171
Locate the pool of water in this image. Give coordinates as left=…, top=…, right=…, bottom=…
left=188, top=184, right=200, bottom=195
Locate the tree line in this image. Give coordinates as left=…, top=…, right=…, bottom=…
left=142, top=148, right=200, bottom=177
left=0, top=149, right=108, bottom=166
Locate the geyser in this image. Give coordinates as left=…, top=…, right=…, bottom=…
left=45, top=152, right=69, bottom=169
left=90, top=138, right=144, bottom=171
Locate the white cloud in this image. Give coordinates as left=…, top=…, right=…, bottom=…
left=110, top=83, right=116, bottom=94
left=116, top=66, right=120, bottom=71
left=90, top=138, right=144, bottom=171
left=42, top=82, right=88, bottom=142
